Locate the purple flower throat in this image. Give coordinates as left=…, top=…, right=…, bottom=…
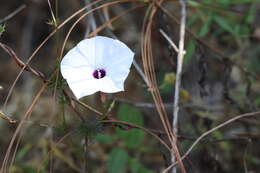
left=93, top=69, right=106, bottom=79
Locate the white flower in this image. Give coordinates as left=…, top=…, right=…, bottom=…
left=60, top=36, right=134, bottom=99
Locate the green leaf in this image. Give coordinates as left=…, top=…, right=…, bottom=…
left=184, top=40, right=196, bottom=64
left=0, top=24, right=5, bottom=35
left=187, top=0, right=200, bottom=7
left=160, top=82, right=173, bottom=94
left=214, top=16, right=234, bottom=34
left=129, top=158, right=155, bottom=173
left=107, top=147, right=129, bottom=173
left=117, top=104, right=144, bottom=126
left=94, top=133, right=113, bottom=144
left=116, top=104, right=145, bottom=148
left=138, top=167, right=156, bottom=173
left=16, top=164, right=46, bottom=173
left=159, top=73, right=176, bottom=94
left=212, top=130, right=231, bottom=150
left=187, top=14, right=199, bottom=27
left=59, top=94, right=69, bottom=104
left=227, top=0, right=260, bottom=4
left=244, top=4, right=256, bottom=24
left=16, top=144, right=32, bottom=161
left=218, top=0, right=231, bottom=5
left=21, top=166, right=38, bottom=173
left=129, top=158, right=142, bottom=173
left=78, top=119, right=102, bottom=138
left=198, top=16, right=212, bottom=37
left=254, top=97, right=260, bottom=107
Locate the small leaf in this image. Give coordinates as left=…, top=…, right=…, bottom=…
left=180, top=89, right=191, bottom=102
left=212, top=131, right=231, bottom=150
left=117, top=104, right=145, bottom=148
left=138, top=167, right=156, bottom=173
left=214, top=16, right=234, bottom=34
left=52, top=144, right=80, bottom=172
left=59, top=94, right=69, bottom=104
left=254, top=97, right=260, bottom=107
left=15, top=144, right=32, bottom=161
left=0, top=24, right=5, bottom=34
left=184, top=40, right=196, bottom=64
left=187, top=14, right=199, bottom=27
left=20, top=166, right=39, bottom=173
left=107, top=147, right=129, bottom=173
left=227, top=0, right=260, bottom=3
left=195, top=111, right=218, bottom=120
left=164, top=73, right=176, bottom=84
left=187, top=0, right=200, bottom=7
left=198, top=16, right=212, bottom=37
left=159, top=73, right=176, bottom=94
left=94, top=133, right=113, bottom=144
left=129, top=158, right=156, bottom=173
left=129, top=158, right=141, bottom=173
left=78, top=119, right=102, bottom=138
left=244, top=4, right=256, bottom=24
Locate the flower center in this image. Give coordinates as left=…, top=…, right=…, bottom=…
left=93, top=69, right=106, bottom=79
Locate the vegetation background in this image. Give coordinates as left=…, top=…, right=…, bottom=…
left=0, top=0, right=260, bottom=172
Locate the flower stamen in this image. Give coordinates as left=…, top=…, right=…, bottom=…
left=93, top=69, right=106, bottom=79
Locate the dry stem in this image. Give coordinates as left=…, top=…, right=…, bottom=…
left=0, top=4, right=26, bottom=24
left=163, top=111, right=260, bottom=173
left=172, top=0, right=187, bottom=172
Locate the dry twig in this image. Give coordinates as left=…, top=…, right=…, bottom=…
left=0, top=110, right=16, bottom=123
left=0, top=4, right=26, bottom=24
left=159, top=29, right=179, bottom=53
left=141, top=1, right=186, bottom=172
left=172, top=0, right=187, bottom=172
left=163, top=111, right=260, bottom=173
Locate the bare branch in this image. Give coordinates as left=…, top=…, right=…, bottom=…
left=0, top=4, right=26, bottom=24
left=163, top=111, right=260, bottom=173
left=159, top=29, right=179, bottom=53
left=173, top=0, right=187, bottom=137
left=0, top=110, right=17, bottom=123
left=133, top=59, right=149, bottom=85
left=0, top=42, right=46, bottom=81
left=172, top=0, right=187, bottom=172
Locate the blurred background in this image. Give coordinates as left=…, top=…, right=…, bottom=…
left=0, top=0, right=260, bottom=172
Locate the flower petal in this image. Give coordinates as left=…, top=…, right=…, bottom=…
left=99, top=76, right=124, bottom=93
left=107, top=68, right=130, bottom=89
left=76, top=37, right=104, bottom=68
left=60, top=47, right=90, bottom=68
left=103, top=41, right=134, bottom=70
left=76, top=36, right=134, bottom=69
left=66, top=79, right=99, bottom=99
left=60, top=65, right=94, bottom=82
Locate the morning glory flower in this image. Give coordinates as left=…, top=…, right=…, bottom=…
left=60, top=36, right=134, bottom=99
